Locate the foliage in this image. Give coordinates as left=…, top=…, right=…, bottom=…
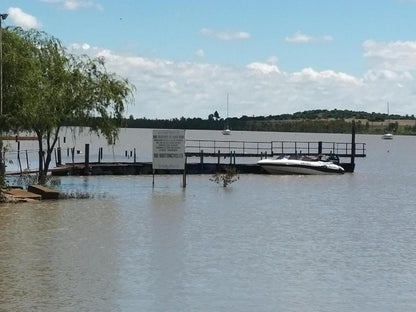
left=2, top=27, right=135, bottom=184
left=59, top=191, right=108, bottom=200
left=210, top=166, right=240, bottom=187
left=8, top=172, right=60, bottom=190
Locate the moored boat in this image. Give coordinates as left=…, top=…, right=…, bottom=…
left=382, top=133, right=393, bottom=140
left=257, top=155, right=345, bottom=175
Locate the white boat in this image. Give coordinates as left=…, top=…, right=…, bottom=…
left=222, top=128, right=231, bottom=135
left=382, top=133, right=393, bottom=140
left=382, top=102, right=393, bottom=140
left=257, top=155, right=345, bottom=175
left=222, top=93, right=231, bottom=135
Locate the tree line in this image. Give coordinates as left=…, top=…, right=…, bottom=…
left=122, top=109, right=416, bottom=135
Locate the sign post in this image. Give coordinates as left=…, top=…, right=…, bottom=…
left=152, top=129, right=186, bottom=187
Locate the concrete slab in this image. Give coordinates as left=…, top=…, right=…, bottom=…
left=4, top=188, right=42, bottom=200
left=28, top=185, right=60, bottom=200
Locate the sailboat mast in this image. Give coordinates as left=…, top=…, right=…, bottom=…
left=226, top=93, right=229, bottom=119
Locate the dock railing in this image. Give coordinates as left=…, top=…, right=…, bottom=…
left=185, top=139, right=366, bottom=158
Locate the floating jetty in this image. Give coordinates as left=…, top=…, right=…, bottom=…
left=50, top=136, right=365, bottom=176
left=6, top=125, right=365, bottom=177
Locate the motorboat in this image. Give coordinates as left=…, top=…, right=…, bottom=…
left=257, top=155, right=345, bottom=175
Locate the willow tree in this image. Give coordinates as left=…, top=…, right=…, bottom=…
left=3, top=27, right=134, bottom=183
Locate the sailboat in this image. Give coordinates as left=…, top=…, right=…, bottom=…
left=382, top=102, right=393, bottom=140
left=222, top=94, right=231, bottom=135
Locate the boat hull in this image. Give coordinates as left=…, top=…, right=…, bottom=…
left=258, top=158, right=345, bottom=175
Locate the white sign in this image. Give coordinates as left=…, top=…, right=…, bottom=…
left=152, top=129, right=185, bottom=170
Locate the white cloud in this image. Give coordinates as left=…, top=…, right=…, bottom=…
left=7, top=7, right=42, bottom=29
left=40, top=0, right=103, bottom=11
left=195, top=49, right=205, bottom=58
left=200, top=28, right=251, bottom=41
left=286, top=31, right=333, bottom=43
left=267, top=56, right=279, bottom=65
left=68, top=41, right=416, bottom=118
left=363, top=40, right=416, bottom=71
left=246, top=62, right=280, bottom=74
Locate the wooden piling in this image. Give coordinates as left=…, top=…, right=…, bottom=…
left=25, top=150, right=29, bottom=170
left=57, top=147, right=62, bottom=166
left=17, top=141, right=22, bottom=174
left=351, top=121, right=356, bottom=167
left=182, top=155, right=187, bottom=188
left=84, top=144, right=90, bottom=175
left=200, top=149, right=204, bottom=171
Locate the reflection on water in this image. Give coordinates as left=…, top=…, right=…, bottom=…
left=1, top=134, right=416, bottom=311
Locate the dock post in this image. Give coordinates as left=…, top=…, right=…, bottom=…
left=318, top=141, right=323, bottom=155
left=25, top=150, right=30, bottom=171
left=134, top=148, right=136, bottom=163
left=84, top=143, right=90, bottom=175
left=200, top=149, right=204, bottom=172
left=351, top=121, right=356, bottom=167
left=57, top=147, right=62, bottom=166
left=217, top=150, right=220, bottom=170
left=182, top=155, right=187, bottom=188
left=17, top=141, right=22, bottom=174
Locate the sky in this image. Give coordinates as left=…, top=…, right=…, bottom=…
left=3, top=0, right=416, bottom=119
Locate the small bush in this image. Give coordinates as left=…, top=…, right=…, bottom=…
left=210, top=166, right=240, bottom=187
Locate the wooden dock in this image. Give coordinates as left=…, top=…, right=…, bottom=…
left=46, top=136, right=365, bottom=176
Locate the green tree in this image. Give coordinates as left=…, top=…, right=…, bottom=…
left=3, top=27, right=134, bottom=183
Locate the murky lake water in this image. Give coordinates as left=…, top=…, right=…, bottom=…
left=1, top=130, right=416, bottom=311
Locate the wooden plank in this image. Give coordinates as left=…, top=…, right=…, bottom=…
left=4, top=188, right=42, bottom=200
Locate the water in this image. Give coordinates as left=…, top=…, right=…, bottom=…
left=1, top=130, right=416, bottom=312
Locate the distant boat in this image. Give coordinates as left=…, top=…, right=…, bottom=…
left=382, top=102, right=393, bottom=140
left=222, top=94, right=231, bottom=135
left=222, top=128, right=231, bottom=135
left=382, top=133, right=393, bottom=140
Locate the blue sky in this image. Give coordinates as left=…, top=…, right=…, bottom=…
left=3, top=0, right=416, bottom=119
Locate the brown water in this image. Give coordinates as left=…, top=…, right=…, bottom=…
left=1, top=131, right=416, bottom=311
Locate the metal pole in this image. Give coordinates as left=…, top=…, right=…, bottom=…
left=0, top=13, right=8, bottom=116
left=0, top=14, right=8, bottom=179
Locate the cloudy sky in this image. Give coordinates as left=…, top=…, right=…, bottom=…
left=3, top=0, right=416, bottom=119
